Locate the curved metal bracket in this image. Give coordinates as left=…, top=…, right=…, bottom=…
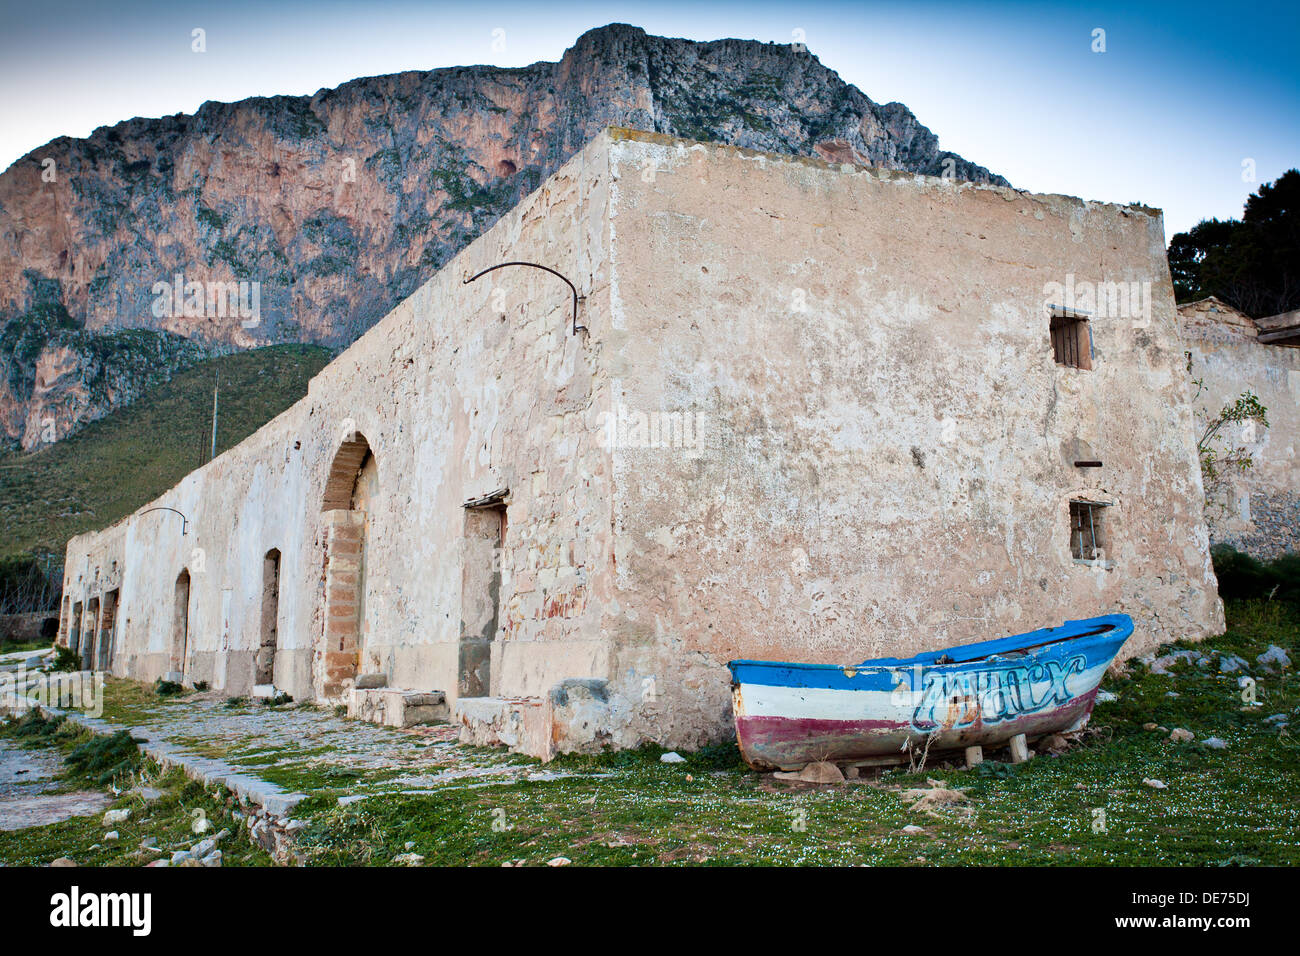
left=136, top=506, right=189, bottom=536
left=463, top=261, right=586, bottom=335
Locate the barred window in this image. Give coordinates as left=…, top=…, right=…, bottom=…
left=1051, top=311, right=1092, bottom=369
left=1070, top=499, right=1111, bottom=562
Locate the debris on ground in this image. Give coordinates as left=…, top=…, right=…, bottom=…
left=1036, top=733, right=1081, bottom=754
left=1169, top=728, right=1195, bottom=743
left=773, top=761, right=844, bottom=784
left=899, top=780, right=971, bottom=817
left=659, top=752, right=686, bottom=764
left=547, top=856, right=572, bottom=867
left=1202, top=737, right=1228, bottom=749
left=1143, top=778, right=1168, bottom=790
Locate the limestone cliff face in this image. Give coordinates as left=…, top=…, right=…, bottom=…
left=0, top=23, right=1006, bottom=450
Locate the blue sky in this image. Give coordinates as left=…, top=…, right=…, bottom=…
left=0, top=0, right=1295, bottom=240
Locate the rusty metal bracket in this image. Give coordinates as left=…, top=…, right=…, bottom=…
left=462, top=261, right=586, bottom=335
left=136, top=506, right=189, bottom=535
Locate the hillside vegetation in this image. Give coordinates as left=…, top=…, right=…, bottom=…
left=0, top=344, right=332, bottom=562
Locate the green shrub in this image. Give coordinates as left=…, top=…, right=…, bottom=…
left=1211, top=545, right=1300, bottom=604
left=8, top=709, right=64, bottom=739
left=154, top=678, right=184, bottom=697
left=64, top=729, right=143, bottom=786
left=48, top=645, right=82, bottom=672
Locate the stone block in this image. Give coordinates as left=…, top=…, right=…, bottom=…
left=350, top=686, right=448, bottom=727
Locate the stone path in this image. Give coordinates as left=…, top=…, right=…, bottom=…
left=0, top=738, right=110, bottom=831
left=3, top=679, right=599, bottom=826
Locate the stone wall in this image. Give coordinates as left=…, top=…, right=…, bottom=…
left=61, top=129, right=1228, bottom=758
left=61, top=134, right=619, bottom=707
left=598, top=132, right=1224, bottom=749
left=1179, top=297, right=1300, bottom=560
left=0, top=612, right=57, bottom=646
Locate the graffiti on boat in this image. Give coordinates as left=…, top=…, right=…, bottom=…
left=908, top=654, right=1088, bottom=731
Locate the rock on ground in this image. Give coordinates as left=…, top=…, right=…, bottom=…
left=774, top=761, right=845, bottom=784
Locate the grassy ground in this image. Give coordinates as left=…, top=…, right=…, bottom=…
left=1, top=599, right=1295, bottom=866
left=0, top=639, right=52, bottom=654
left=0, top=344, right=332, bottom=561
left=0, top=710, right=272, bottom=866
left=292, top=599, right=1300, bottom=866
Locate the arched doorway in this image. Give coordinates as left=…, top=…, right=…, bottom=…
left=171, top=570, right=191, bottom=680
left=319, top=433, right=377, bottom=700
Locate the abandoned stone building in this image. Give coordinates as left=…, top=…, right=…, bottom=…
left=57, top=128, right=1227, bottom=758
left=1178, top=296, right=1300, bottom=559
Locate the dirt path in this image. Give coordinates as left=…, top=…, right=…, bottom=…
left=0, top=738, right=110, bottom=831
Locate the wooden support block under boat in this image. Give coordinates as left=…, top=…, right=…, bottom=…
left=965, top=745, right=984, bottom=767
left=1009, top=734, right=1031, bottom=763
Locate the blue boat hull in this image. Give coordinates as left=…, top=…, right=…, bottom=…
left=727, top=614, right=1133, bottom=771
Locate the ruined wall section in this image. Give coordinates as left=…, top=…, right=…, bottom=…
left=61, top=135, right=619, bottom=705
left=600, top=133, right=1224, bottom=750
left=1179, top=298, right=1300, bottom=558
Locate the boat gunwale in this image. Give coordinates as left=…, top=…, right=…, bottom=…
left=727, top=613, right=1133, bottom=676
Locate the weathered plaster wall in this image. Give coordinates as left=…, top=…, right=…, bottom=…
left=599, top=133, right=1224, bottom=749
left=1179, top=297, right=1300, bottom=558
left=61, top=129, right=1227, bottom=759
left=61, top=135, right=618, bottom=706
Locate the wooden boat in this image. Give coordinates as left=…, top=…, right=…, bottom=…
left=728, top=613, right=1133, bottom=771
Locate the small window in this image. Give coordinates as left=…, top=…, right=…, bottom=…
left=1051, top=311, right=1091, bottom=369
left=1069, top=499, right=1110, bottom=562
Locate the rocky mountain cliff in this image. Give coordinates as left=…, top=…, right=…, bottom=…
left=0, top=23, right=1006, bottom=450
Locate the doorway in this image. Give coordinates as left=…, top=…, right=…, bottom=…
left=256, top=549, right=281, bottom=686
left=459, top=501, right=506, bottom=698
left=172, top=570, right=191, bottom=678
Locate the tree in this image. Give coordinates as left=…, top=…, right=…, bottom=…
left=1189, top=358, right=1270, bottom=515
left=1168, top=169, right=1300, bottom=317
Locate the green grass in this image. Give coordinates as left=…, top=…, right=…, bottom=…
left=96, top=676, right=194, bottom=727
left=0, top=711, right=272, bottom=866
left=4, top=600, right=1294, bottom=867
left=0, top=638, right=52, bottom=654
left=290, top=599, right=1300, bottom=866
left=0, top=344, right=332, bottom=560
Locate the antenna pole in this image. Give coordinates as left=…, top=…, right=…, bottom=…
left=209, top=370, right=220, bottom=462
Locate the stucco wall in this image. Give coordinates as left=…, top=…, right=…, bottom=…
left=1178, top=298, right=1300, bottom=559
left=61, top=135, right=618, bottom=705
left=61, top=129, right=1227, bottom=756
left=599, top=133, right=1224, bottom=748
